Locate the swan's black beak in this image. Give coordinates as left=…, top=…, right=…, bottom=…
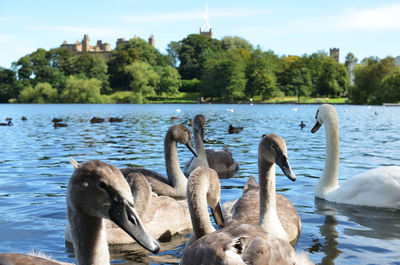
left=211, top=201, right=225, bottom=229
left=186, top=142, right=198, bottom=157
left=276, top=154, right=296, bottom=182
left=311, top=121, right=322, bottom=133
left=109, top=198, right=160, bottom=254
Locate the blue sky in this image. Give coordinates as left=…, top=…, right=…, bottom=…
left=1, top=0, right=399, bottom=68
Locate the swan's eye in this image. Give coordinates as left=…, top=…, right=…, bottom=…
left=315, top=110, right=319, bottom=119
left=98, top=181, right=107, bottom=190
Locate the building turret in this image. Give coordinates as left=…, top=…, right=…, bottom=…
left=82, top=34, right=90, bottom=52
left=148, top=35, right=155, bottom=47
left=330, top=48, right=339, bottom=62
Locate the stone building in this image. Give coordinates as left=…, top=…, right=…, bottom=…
left=61, top=34, right=111, bottom=55
left=60, top=34, right=155, bottom=60
left=330, top=48, right=339, bottom=62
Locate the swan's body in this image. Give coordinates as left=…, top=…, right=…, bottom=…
left=121, top=124, right=197, bottom=198
left=1, top=160, right=160, bottom=265
left=184, top=114, right=238, bottom=176
left=182, top=136, right=313, bottom=265
left=312, top=104, right=400, bottom=209
left=66, top=171, right=191, bottom=244
left=0, top=253, right=71, bottom=265
left=222, top=175, right=301, bottom=245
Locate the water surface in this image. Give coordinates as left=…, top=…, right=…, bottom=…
left=0, top=103, right=399, bottom=264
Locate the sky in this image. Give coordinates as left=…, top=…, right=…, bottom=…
left=1, top=0, right=400, bottom=69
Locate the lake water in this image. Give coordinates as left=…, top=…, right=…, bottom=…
left=0, top=103, right=399, bottom=265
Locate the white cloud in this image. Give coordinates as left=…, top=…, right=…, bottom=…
left=0, top=34, right=13, bottom=43
left=121, top=8, right=270, bottom=23
left=26, top=25, right=127, bottom=38
left=121, top=11, right=202, bottom=23
left=236, top=3, right=400, bottom=37
left=336, top=4, right=400, bottom=31
left=12, top=46, right=36, bottom=54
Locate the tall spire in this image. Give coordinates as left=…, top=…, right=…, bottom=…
left=201, top=4, right=211, bottom=32
left=200, top=4, right=213, bottom=38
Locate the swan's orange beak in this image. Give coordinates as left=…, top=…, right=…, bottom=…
left=311, top=121, right=322, bottom=133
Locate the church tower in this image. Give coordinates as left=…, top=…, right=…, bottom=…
left=200, top=4, right=213, bottom=38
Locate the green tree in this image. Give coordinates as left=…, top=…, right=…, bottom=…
left=14, top=55, right=33, bottom=81
left=317, top=59, right=349, bottom=97
left=286, top=67, right=312, bottom=101
left=0, top=67, right=17, bottom=102
left=303, top=51, right=329, bottom=96
left=71, top=53, right=110, bottom=94
left=19, top=82, right=58, bottom=103
left=154, top=65, right=181, bottom=96
left=12, top=48, right=67, bottom=90
left=108, top=38, right=169, bottom=90
left=178, top=34, right=221, bottom=80
left=247, top=68, right=277, bottom=100
left=246, top=49, right=281, bottom=99
left=61, top=76, right=105, bottom=103
left=124, top=61, right=159, bottom=103
left=221, top=36, right=253, bottom=51
left=377, top=68, right=400, bottom=103
left=200, top=49, right=246, bottom=101
left=166, top=41, right=180, bottom=67
left=351, top=57, right=397, bottom=104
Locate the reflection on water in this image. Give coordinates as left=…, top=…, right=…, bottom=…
left=1, top=104, right=400, bottom=264
left=65, top=233, right=187, bottom=264
left=309, top=214, right=341, bottom=265
left=316, top=198, right=400, bottom=240
left=313, top=198, right=400, bottom=265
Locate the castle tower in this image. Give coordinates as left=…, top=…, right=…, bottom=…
left=330, top=48, right=339, bottom=62
left=200, top=4, right=213, bottom=38
left=148, top=35, right=155, bottom=47
left=82, top=34, right=90, bottom=52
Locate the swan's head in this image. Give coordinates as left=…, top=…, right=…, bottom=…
left=193, top=114, right=206, bottom=141
left=67, top=160, right=160, bottom=254
left=168, top=124, right=197, bottom=157
left=259, top=134, right=296, bottom=181
left=311, top=104, right=336, bottom=133
left=187, top=167, right=225, bottom=229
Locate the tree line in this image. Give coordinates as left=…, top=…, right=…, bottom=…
left=0, top=34, right=399, bottom=104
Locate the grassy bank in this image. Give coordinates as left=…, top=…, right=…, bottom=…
left=106, top=91, right=349, bottom=104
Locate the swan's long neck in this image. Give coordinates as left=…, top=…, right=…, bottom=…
left=257, top=159, right=288, bottom=241
left=317, top=113, right=340, bottom=198
left=67, top=205, right=110, bottom=265
left=193, top=128, right=209, bottom=168
left=131, top=180, right=151, bottom=217
left=187, top=178, right=215, bottom=243
left=164, top=134, right=187, bottom=194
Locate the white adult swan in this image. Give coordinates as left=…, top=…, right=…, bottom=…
left=0, top=160, right=160, bottom=265
left=184, top=114, right=239, bottom=176
left=121, top=124, right=197, bottom=198
left=182, top=137, right=313, bottom=265
left=222, top=134, right=301, bottom=245
left=311, top=104, right=400, bottom=209
left=66, top=161, right=192, bottom=244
